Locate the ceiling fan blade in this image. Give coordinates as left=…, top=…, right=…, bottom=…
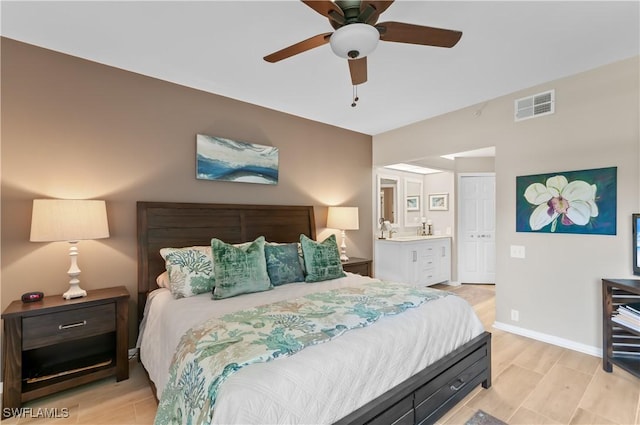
left=301, top=1, right=346, bottom=25
left=348, top=57, right=368, bottom=85
left=359, top=1, right=394, bottom=24
left=377, top=21, right=462, bottom=48
left=264, top=33, right=332, bottom=63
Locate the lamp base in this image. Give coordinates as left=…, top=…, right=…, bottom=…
left=339, top=229, right=349, bottom=262
left=63, top=283, right=87, bottom=300
left=64, top=242, right=87, bottom=299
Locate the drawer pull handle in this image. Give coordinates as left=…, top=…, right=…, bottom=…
left=450, top=379, right=465, bottom=391
left=59, top=320, right=87, bottom=330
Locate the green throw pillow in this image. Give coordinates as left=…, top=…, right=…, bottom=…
left=300, top=234, right=346, bottom=282
left=265, top=243, right=305, bottom=286
left=160, top=246, right=214, bottom=298
left=211, top=236, right=272, bottom=299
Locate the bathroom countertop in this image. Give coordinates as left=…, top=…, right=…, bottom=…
left=376, top=235, right=451, bottom=242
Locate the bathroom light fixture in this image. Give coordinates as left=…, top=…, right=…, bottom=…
left=384, top=163, right=442, bottom=174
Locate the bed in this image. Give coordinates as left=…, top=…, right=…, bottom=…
left=136, top=201, right=492, bottom=425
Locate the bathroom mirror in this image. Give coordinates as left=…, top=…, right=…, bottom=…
left=377, top=175, right=398, bottom=225
left=404, top=177, right=423, bottom=227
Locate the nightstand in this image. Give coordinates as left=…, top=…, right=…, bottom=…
left=342, top=257, right=372, bottom=277
left=1, top=286, right=129, bottom=416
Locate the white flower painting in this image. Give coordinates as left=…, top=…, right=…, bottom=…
left=516, top=167, right=616, bottom=235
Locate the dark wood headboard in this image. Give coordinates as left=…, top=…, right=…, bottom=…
left=136, top=201, right=316, bottom=323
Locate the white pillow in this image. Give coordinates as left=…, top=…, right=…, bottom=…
left=156, top=271, right=171, bottom=289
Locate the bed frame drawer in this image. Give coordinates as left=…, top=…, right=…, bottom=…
left=366, top=394, right=413, bottom=425
left=414, top=345, right=488, bottom=425
left=415, top=360, right=486, bottom=424
left=392, top=409, right=414, bottom=425
left=335, top=332, right=491, bottom=425
left=23, top=304, right=116, bottom=350
left=415, top=344, right=486, bottom=403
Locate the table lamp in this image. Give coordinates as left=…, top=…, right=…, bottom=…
left=30, top=199, right=110, bottom=299
left=327, top=206, right=359, bottom=262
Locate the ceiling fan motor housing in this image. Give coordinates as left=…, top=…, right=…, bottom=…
left=330, top=23, right=380, bottom=59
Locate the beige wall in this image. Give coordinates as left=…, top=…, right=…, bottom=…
left=455, top=157, right=495, bottom=174
left=374, top=56, right=640, bottom=351
left=0, top=38, right=373, bottom=346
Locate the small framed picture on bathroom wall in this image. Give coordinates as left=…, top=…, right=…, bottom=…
left=406, top=196, right=420, bottom=211
left=428, top=193, right=448, bottom=211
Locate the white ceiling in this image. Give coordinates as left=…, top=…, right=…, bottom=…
left=2, top=1, right=639, bottom=136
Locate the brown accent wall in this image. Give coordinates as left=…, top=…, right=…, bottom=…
left=1, top=38, right=373, bottom=345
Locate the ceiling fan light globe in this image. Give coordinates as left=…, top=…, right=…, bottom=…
left=329, top=23, right=379, bottom=59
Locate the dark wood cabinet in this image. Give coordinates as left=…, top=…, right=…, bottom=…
left=601, top=278, right=640, bottom=378
left=2, top=286, right=129, bottom=416
left=342, top=257, right=372, bottom=277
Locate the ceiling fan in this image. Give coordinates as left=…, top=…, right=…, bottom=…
left=263, top=1, right=463, bottom=89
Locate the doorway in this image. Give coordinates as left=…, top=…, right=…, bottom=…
left=457, top=173, right=496, bottom=283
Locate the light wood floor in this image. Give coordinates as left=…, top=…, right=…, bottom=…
left=3, top=285, right=639, bottom=424
left=435, top=284, right=640, bottom=425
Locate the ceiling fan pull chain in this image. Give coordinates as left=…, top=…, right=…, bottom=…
left=351, top=85, right=360, bottom=107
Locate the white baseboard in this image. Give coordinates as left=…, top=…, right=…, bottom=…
left=492, top=321, right=601, bottom=358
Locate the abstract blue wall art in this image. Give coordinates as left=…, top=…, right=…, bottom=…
left=196, top=134, right=279, bottom=185
left=516, top=166, right=616, bottom=235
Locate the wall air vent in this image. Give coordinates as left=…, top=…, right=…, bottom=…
left=514, top=89, right=555, bottom=122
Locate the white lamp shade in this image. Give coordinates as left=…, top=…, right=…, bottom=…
left=30, top=199, right=110, bottom=242
left=327, top=206, right=359, bottom=230
left=330, top=23, right=380, bottom=59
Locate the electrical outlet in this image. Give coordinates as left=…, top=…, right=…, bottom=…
left=511, top=309, right=520, bottom=321
left=510, top=245, right=526, bottom=258
left=446, top=227, right=452, bottom=235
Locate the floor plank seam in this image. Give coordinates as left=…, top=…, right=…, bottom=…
left=570, top=365, right=600, bottom=425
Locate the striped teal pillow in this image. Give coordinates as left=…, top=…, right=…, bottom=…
left=211, top=236, right=272, bottom=299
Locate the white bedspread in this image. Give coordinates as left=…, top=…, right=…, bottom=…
left=138, top=273, right=484, bottom=425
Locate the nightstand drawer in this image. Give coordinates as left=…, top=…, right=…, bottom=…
left=344, top=262, right=370, bottom=276
left=342, top=258, right=372, bottom=277
left=23, top=304, right=116, bottom=350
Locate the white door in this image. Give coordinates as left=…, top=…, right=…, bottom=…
left=457, top=174, right=496, bottom=283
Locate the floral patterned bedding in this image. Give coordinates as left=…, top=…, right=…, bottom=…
left=154, top=281, right=449, bottom=425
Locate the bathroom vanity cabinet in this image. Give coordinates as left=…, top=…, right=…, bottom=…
left=375, top=237, right=451, bottom=286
